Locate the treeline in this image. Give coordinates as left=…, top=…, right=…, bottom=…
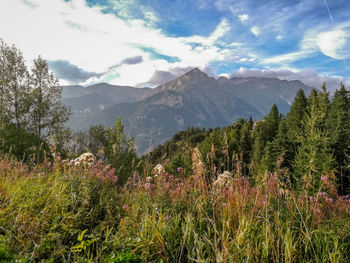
left=0, top=40, right=141, bottom=185
left=1, top=39, right=350, bottom=195
left=147, top=85, right=350, bottom=195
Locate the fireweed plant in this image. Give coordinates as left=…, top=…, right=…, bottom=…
left=0, top=152, right=349, bottom=262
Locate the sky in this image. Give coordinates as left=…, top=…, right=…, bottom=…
left=0, top=0, right=350, bottom=92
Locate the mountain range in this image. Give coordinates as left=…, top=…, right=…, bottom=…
left=62, top=68, right=314, bottom=154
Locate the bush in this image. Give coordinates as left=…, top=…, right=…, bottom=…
left=0, top=154, right=349, bottom=262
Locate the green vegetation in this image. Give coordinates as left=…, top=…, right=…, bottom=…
left=0, top=151, right=349, bottom=262
left=0, top=39, right=70, bottom=162
left=1, top=39, right=350, bottom=262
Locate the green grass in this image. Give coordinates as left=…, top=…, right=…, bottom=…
left=0, top=155, right=349, bottom=262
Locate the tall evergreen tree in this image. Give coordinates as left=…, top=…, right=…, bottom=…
left=239, top=122, right=252, bottom=164
left=271, top=119, right=294, bottom=170
left=293, top=101, right=334, bottom=194
left=326, top=83, right=350, bottom=194
left=250, top=127, right=265, bottom=175
left=287, top=88, right=307, bottom=130
left=264, top=104, right=280, bottom=142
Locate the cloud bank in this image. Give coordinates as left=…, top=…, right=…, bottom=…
left=230, top=67, right=350, bottom=94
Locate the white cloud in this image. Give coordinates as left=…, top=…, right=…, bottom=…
left=238, top=13, right=249, bottom=23
left=275, top=35, right=283, bottom=40
left=230, top=67, right=350, bottom=94
left=182, top=18, right=230, bottom=46
left=250, top=26, right=260, bottom=37
left=317, top=29, right=349, bottom=59
left=263, top=25, right=350, bottom=66
left=0, top=0, right=240, bottom=86
left=262, top=51, right=311, bottom=64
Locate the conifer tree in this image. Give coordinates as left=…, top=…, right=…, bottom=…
left=250, top=127, right=265, bottom=174
left=271, top=119, right=294, bottom=170
left=326, top=83, right=350, bottom=194
left=287, top=88, right=307, bottom=130
left=293, top=101, right=335, bottom=194
left=260, top=142, right=274, bottom=173
left=239, top=122, right=252, bottom=164
left=264, top=104, right=280, bottom=142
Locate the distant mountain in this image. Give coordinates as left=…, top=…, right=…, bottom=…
left=62, top=83, right=155, bottom=128
left=63, top=68, right=314, bottom=154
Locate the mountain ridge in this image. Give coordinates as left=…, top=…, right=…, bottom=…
left=62, top=68, right=314, bottom=154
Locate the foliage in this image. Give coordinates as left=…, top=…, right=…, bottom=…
left=105, top=118, right=140, bottom=186
left=0, top=154, right=349, bottom=262
left=0, top=122, right=50, bottom=162
left=27, top=56, right=71, bottom=140
left=0, top=39, right=71, bottom=161
left=1, top=38, right=350, bottom=262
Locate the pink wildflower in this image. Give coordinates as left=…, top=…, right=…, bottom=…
left=310, top=196, right=317, bottom=202
left=321, top=176, right=328, bottom=182
left=325, top=197, right=333, bottom=203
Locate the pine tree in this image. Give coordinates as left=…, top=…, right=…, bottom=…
left=264, top=104, right=280, bottom=142
left=271, top=119, right=294, bottom=170
left=287, top=88, right=307, bottom=130
left=250, top=127, right=265, bottom=175
left=326, top=83, right=350, bottom=194
left=292, top=101, right=335, bottom=194
left=260, top=141, right=274, bottom=173
left=239, top=121, right=252, bottom=165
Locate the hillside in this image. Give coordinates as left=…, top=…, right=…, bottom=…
left=63, top=68, right=314, bottom=154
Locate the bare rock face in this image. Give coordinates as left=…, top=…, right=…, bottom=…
left=69, top=153, right=96, bottom=167
left=213, top=171, right=233, bottom=188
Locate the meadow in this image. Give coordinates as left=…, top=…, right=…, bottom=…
left=0, top=152, right=349, bottom=262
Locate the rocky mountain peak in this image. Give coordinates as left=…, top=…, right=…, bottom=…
left=156, top=67, right=211, bottom=91
left=183, top=67, right=210, bottom=80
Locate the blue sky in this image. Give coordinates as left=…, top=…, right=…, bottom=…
left=0, top=0, right=349, bottom=91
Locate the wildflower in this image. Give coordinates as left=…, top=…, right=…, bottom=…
left=146, top=176, right=152, bottom=183
left=321, top=176, right=328, bottom=182
left=310, top=196, right=317, bottom=202
left=319, top=192, right=327, bottom=197
left=164, top=215, right=169, bottom=221
left=325, top=197, right=333, bottom=203
left=177, top=167, right=182, bottom=172
left=145, top=182, right=151, bottom=189
left=122, top=204, right=129, bottom=210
